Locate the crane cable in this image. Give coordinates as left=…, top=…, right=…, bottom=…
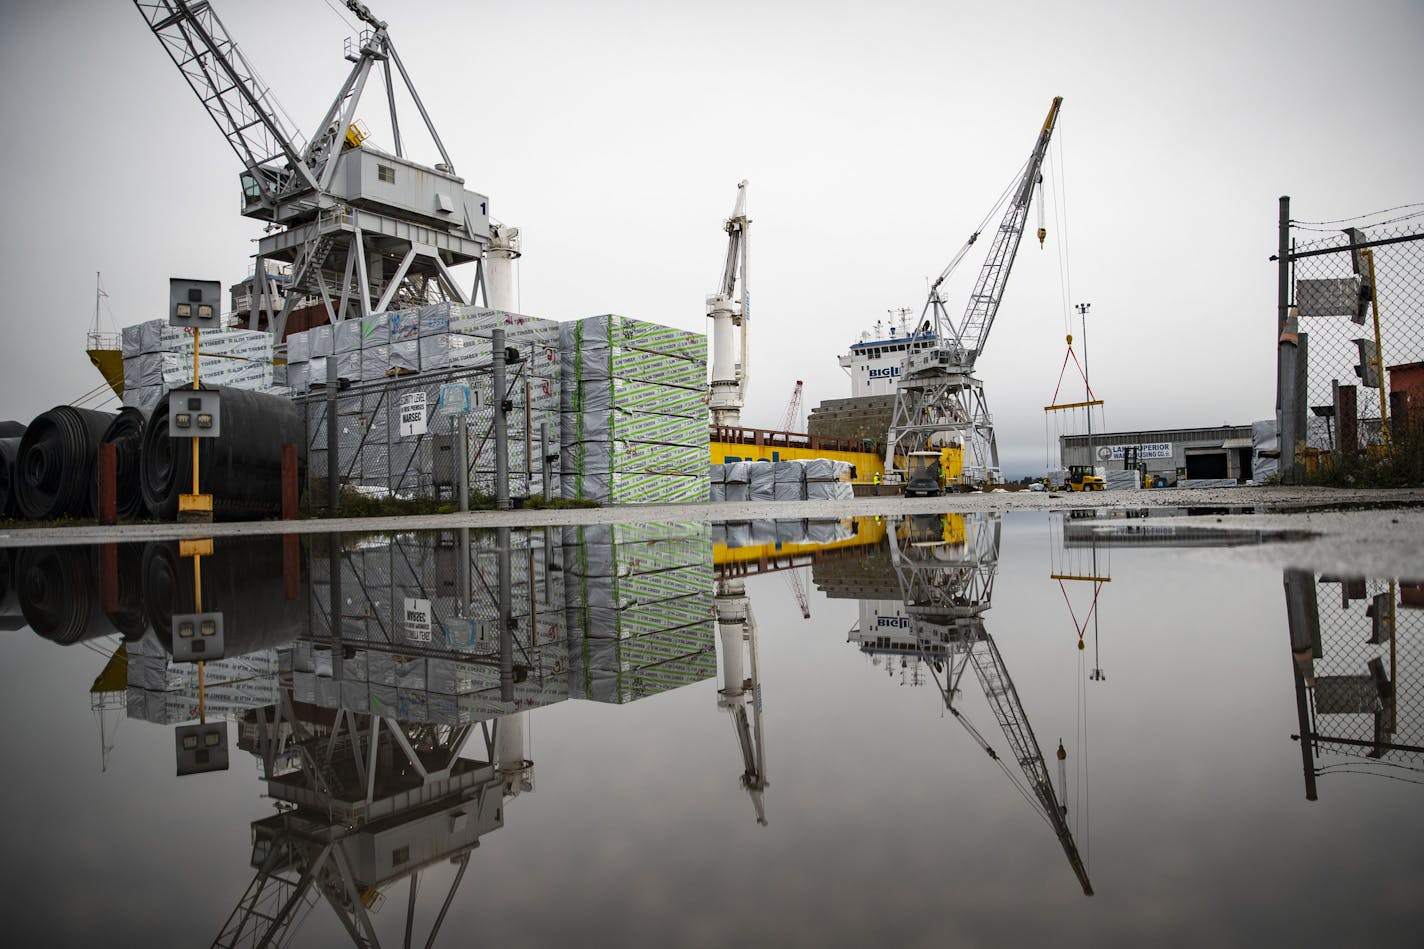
left=1048, top=127, right=1074, bottom=337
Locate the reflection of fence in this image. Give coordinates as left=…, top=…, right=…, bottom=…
left=297, top=348, right=557, bottom=505
left=1278, top=206, right=1424, bottom=479
left=1286, top=570, right=1424, bottom=785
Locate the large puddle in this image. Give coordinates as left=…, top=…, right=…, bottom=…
left=0, top=509, right=1419, bottom=946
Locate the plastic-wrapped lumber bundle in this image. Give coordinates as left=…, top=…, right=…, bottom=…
left=15, top=406, right=116, bottom=519
left=123, top=320, right=274, bottom=404
left=452, top=307, right=561, bottom=351
left=708, top=463, right=725, bottom=502
left=806, top=519, right=855, bottom=545
left=803, top=458, right=855, bottom=500
left=748, top=460, right=776, bottom=501
left=724, top=461, right=750, bottom=502
left=559, top=315, right=709, bottom=504
left=562, top=523, right=713, bottom=645
left=1104, top=469, right=1141, bottom=490
left=773, top=461, right=806, bottom=501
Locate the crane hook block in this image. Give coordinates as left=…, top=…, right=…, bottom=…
left=1038, top=227, right=1047, bottom=248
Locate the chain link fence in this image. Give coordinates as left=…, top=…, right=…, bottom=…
left=1289, top=571, right=1423, bottom=774
left=1285, top=217, right=1424, bottom=462
left=296, top=346, right=559, bottom=508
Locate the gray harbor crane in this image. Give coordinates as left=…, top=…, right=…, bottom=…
left=133, top=0, right=492, bottom=339
left=884, top=97, right=1063, bottom=489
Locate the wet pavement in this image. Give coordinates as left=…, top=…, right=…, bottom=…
left=0, top=501, right=1421, bottom=947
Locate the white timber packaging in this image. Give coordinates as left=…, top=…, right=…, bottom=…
left=300, top=303, right=562, bottom=501
left=562, top=523, right=716, bottom=704
left=559, top=315, right=709, bottom=504
left=121, top=319, right=275, bottom=413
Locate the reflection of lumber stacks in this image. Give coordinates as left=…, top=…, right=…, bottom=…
left=563, top=523, right=716, bottom=702
left=560, top=316, right=709, bottom=504
left=302, top=530, right=568, bottom=722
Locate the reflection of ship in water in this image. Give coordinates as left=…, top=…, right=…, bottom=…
left=810, top=512, right=1093, bottom=896
left=15, top=522, right=719, bottom=946
left=1284, top=569, right=1424, bottom=800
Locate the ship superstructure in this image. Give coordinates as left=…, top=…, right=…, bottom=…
left=838, top=313, right=938, bottom=399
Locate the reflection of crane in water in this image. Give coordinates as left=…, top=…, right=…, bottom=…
left=220, top=688, right=521, bottom=948
left=888, top=512, right=1093, bottom=896
left=716, top=573, right=769, bottom=826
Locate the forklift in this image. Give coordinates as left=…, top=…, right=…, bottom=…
left=1122, top=446, right=1153, bottom=489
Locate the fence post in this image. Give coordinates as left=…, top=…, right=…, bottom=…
left=493, top=329, right=510, bottom=510
left=326, top=355, right=339, bottom=512
left=96, top=442, right=117, bottom=526
left=541, top=421, right=552, bottom=500
left=1276, top=195, right=1303, bottom=483
left=457, top=413, right=469, bottom=512
left=1337, top=384, right=1358, bottom=456
left=1389, top=390, right=1409, bottom=445
left=282, top=444, right=298, bottom=519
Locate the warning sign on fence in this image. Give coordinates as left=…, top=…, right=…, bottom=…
left=403, top=597, right=432, bottom=643
left=399, top=392, right=427, bottom=437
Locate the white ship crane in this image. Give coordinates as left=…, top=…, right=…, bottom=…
left=887, top=513, right=1092, bottom=895
left=132, top=0, right=493, bottom=339
left=884, top=97, right=1064, bottom=487
left=708, top=181, right=751, bottom=428
left=715, top=575, right=769, bottom=825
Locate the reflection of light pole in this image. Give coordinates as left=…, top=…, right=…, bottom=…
left=1076, top=303, right=1092, bottom=472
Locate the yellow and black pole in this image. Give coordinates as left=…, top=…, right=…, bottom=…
left=178, top=325, right=214, bottom=522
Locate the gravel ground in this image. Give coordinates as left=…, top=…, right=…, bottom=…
left=2, top=485, right=1422, bottom=559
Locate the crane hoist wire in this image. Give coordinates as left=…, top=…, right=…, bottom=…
left=1048, top=129, right=1075, bottom=336
left=929, top=157, right=1032, bottom=305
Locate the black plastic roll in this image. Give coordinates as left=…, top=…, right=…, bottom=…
left=90, top=407, right=149, bottom=521
left=0, top=437, right=22, bottom=518
left=140, top=387, right=305, bottom=521
left=15, top=406, right=116, bottom=520
left=0, top=547, right=24, bottom=631
left=0, top=420, right=25, bottom=438
left=141, top=536, right=307, bottom=656
left=16, top=546, right=117, bottom=645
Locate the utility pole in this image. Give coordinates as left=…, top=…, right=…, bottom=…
left=1076, top=303, right=1092, bottom=472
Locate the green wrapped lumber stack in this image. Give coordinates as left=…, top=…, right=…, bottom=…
left=559, top=315, right=709, bottom=504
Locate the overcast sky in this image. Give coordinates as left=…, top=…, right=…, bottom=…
left=1, top=0, right=1421, bottom=476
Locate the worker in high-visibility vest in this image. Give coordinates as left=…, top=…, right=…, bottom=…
left=872, top=471, right=881, bottom=495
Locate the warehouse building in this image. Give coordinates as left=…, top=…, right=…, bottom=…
left=1060, top=424, right=1264, bottom=485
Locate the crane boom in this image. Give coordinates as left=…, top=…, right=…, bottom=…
left=709, top=181, right=751, bottom=427
left=967, top=633, right=1093, bottom=896
left=954, top=96, right=1063, bottom=358
left=134, top=1, right=317, bottom=209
